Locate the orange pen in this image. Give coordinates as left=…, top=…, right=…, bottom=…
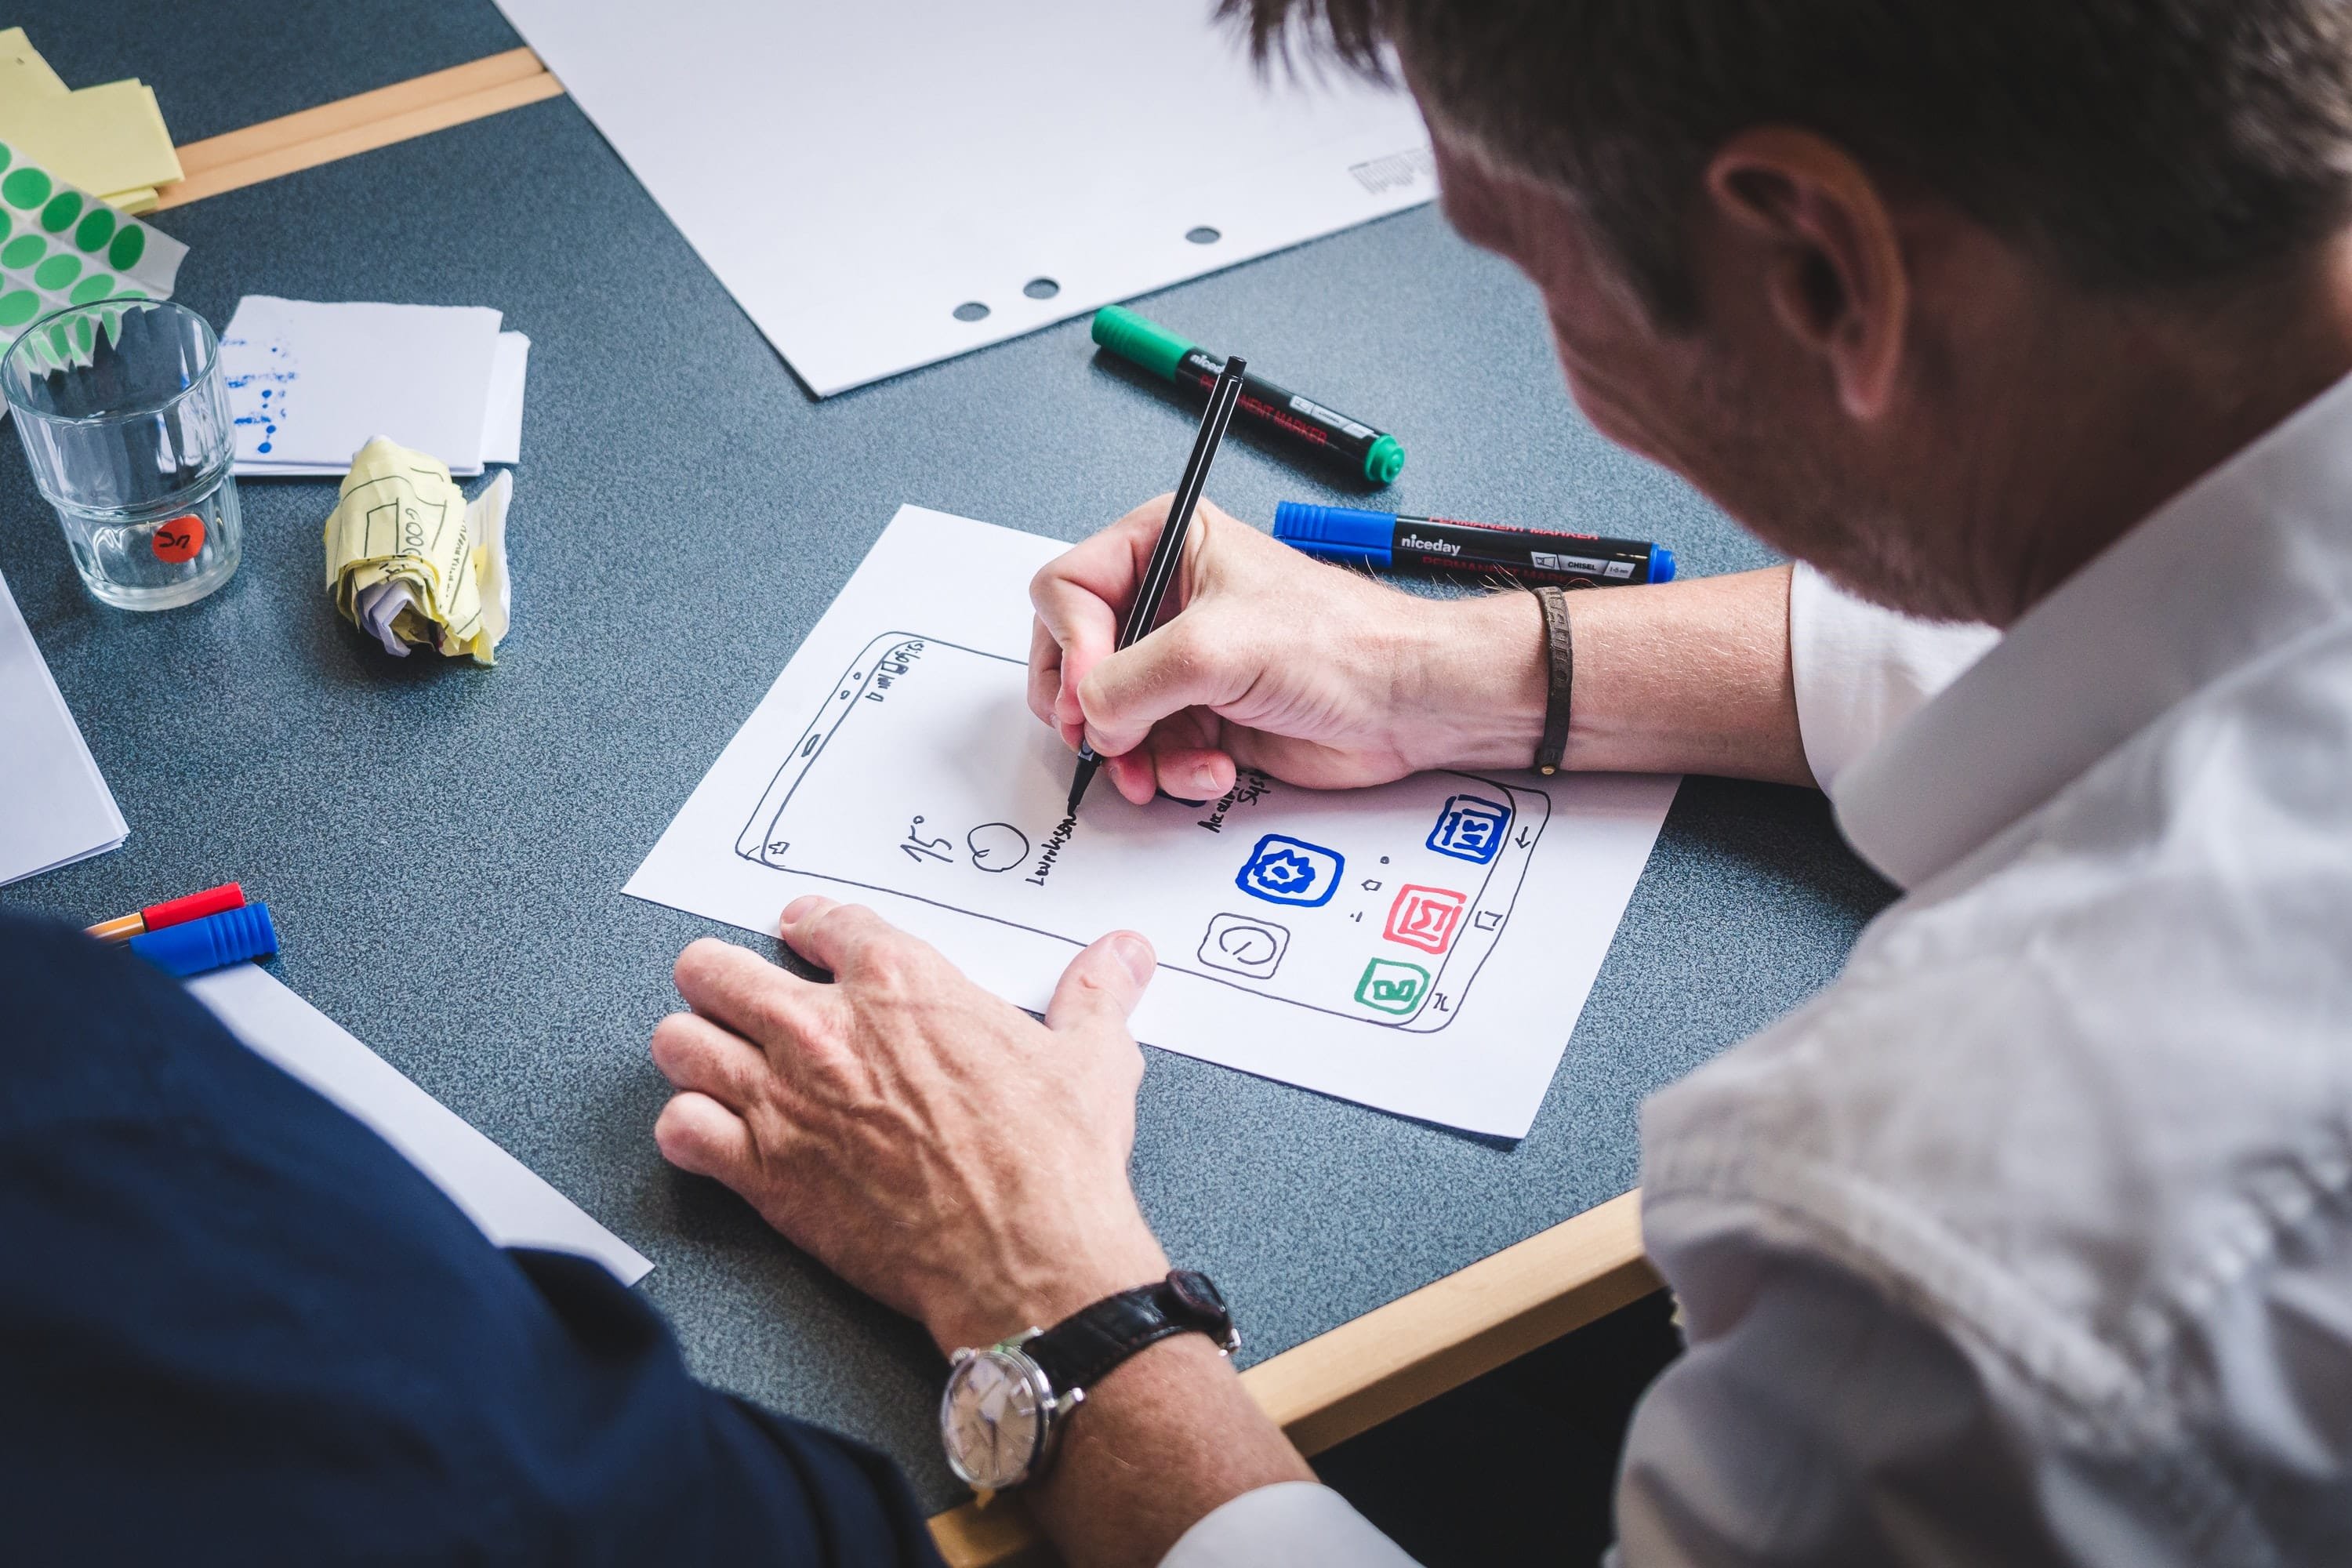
left=85, top=882, right=246, bottom=943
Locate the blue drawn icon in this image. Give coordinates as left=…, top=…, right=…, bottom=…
left=1427, top=793, right=1511, bottom=864
left=1236, top=833, right=1343, bottom=907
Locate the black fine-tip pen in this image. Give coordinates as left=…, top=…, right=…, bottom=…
left=1068, top=355, right=1249, bottom=815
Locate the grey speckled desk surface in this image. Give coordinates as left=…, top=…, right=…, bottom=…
left=0, top=23, right=1893, bottom=1510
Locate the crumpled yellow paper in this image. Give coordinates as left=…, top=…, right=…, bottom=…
left=324, top=437, right=512, bottom=665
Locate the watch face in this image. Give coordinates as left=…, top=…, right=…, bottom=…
left=939, top=1347, right=1047, bottom=1490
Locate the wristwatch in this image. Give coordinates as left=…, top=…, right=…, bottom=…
left=938, top=1269, right=1240, bottom=1495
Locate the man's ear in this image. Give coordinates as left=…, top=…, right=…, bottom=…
left=1704, top=127, right=1908, bottom=420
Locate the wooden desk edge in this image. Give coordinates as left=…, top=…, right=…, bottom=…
left=157, top=49, right=561, bottom=212
left=928, top=1191, right=1657, bottom=1567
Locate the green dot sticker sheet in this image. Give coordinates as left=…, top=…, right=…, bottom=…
left=0, top=136, right=184, bottom=369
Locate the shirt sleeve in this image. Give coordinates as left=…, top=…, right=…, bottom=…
left=1160, top=1483, right=1422, bottom=1568
left=1610, top=1250, right=2071, bottom=1566
left=1786, top=564, right=1999, bottom=797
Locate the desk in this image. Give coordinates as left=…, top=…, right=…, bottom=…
left=0, top=4, right=1895, bottom=1548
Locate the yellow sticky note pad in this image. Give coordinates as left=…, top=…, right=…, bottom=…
left=325, top=438, right=513, bottom=666
left=0, top=79, right=183, bottom=197
left=0, top=28, right=67, bottom=102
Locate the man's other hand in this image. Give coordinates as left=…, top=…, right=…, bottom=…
left=1029, top=495, right=1548, bottom=805
left=652, top=898, right=1171, bottom=1355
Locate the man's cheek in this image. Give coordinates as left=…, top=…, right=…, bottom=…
left=1552, top=343, right=1671, bottom=468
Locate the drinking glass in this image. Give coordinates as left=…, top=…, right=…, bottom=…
left=1, top=297, right=241, bottom=610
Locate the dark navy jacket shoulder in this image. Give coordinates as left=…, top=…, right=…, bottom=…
left=0, top=910, right=943, bottom=1566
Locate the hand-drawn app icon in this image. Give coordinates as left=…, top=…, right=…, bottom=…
left=1355, top=957, right=1431, bottom=1016
left=1198, top=913, right=1290, bottom=978
left=1384, top=884, right=1467, bottom=954
left=1236, top=833, right=1343, bottom=907
left=1427, top=793, right=1511, bottom=864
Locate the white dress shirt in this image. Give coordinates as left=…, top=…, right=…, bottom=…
left=1167, top=368, right=2352, bottom=1568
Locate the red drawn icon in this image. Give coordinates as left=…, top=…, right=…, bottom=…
left=151, top=513, right=205, bottom=564
left=1384, top=884, right=1467, bottom=955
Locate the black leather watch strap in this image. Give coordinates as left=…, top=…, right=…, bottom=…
left=1530, top=584, right=1573, bottom=775
left=1024, top=1270, right=1238, bottom=1398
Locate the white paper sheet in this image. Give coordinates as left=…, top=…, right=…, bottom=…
left=189, top=963, right=653, bottom=1285
left=493, top=0, right=1437, bottom=396
left=0, top=567, right=126, bottom=886
left=627, top=507, right=1676, bottom=1136
left=220, top=297, right=506, bottom=477
left=481, top=332, right=530, bottom=466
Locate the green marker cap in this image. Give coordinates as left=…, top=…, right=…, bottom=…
left=1363, top=434, right=1405, bottom=485
left=1091, top=304, right=1196, bottom=382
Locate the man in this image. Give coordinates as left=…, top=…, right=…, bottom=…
left=645, top=2, right=2352, bottom=1564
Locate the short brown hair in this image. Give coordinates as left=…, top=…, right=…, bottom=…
left=1227, top=0, right=2352, bottom=322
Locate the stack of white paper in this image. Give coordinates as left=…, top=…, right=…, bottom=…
left=220, top=296, right=530, bottom=477
left=0, top=568, right=126, bottom=887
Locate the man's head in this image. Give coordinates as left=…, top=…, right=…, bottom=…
left=1229, top=1, right=2352, bottom=623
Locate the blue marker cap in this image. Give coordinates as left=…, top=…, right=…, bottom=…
left=129, top=901, right=280, bottom=978
left=1271, top=501, right=1393, bottom=567
left=1650, top=545, right=1677, bottom=583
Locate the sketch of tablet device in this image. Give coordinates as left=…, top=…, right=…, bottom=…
left=734, top=633, right=1550, bottom=1032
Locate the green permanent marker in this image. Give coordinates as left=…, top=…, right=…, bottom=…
left=1091, top=304, right=1405, bottom=485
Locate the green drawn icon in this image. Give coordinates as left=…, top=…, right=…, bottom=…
left=107, top=223, right=143, bottom=271
left=1354, top=957, right=1430, bottom=1016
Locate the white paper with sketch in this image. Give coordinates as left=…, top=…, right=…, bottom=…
left=628, top=507, right=1677, bottom=1137
left=190, top=964, right=653, bottom=1285
left=220, top=296, right=510, bottom=476
left=492, top=0, right=1436, bottom=396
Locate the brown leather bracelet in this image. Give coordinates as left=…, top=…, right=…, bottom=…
left=1531, top=585, right=1573, bottom=775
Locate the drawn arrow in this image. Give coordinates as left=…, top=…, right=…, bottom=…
left=1516, top=826, right=1534, bottom=848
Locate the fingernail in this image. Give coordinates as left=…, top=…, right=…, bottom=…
left=781, top=895, right=822, bottom=927
left=1110, top=932, right=1156, bottom=985
left=1192, top=763, right=1218, bottom=794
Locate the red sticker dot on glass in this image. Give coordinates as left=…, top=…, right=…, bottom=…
left=151, top=514, right=205, bottom=564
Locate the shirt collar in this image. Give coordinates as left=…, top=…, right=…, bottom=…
left=1836, top=366, right=2352, bottom=890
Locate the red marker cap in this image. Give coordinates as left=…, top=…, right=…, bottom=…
left=140, top=882, right=246, bottom=932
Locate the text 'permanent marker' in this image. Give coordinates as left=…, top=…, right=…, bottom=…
left=1091, top=306, right=1405, bottom=486
left=1272, top=502, right=1676, bottom=589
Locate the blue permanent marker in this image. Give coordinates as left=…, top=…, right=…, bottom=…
left=1272, top=502, right=1675, bottom=589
